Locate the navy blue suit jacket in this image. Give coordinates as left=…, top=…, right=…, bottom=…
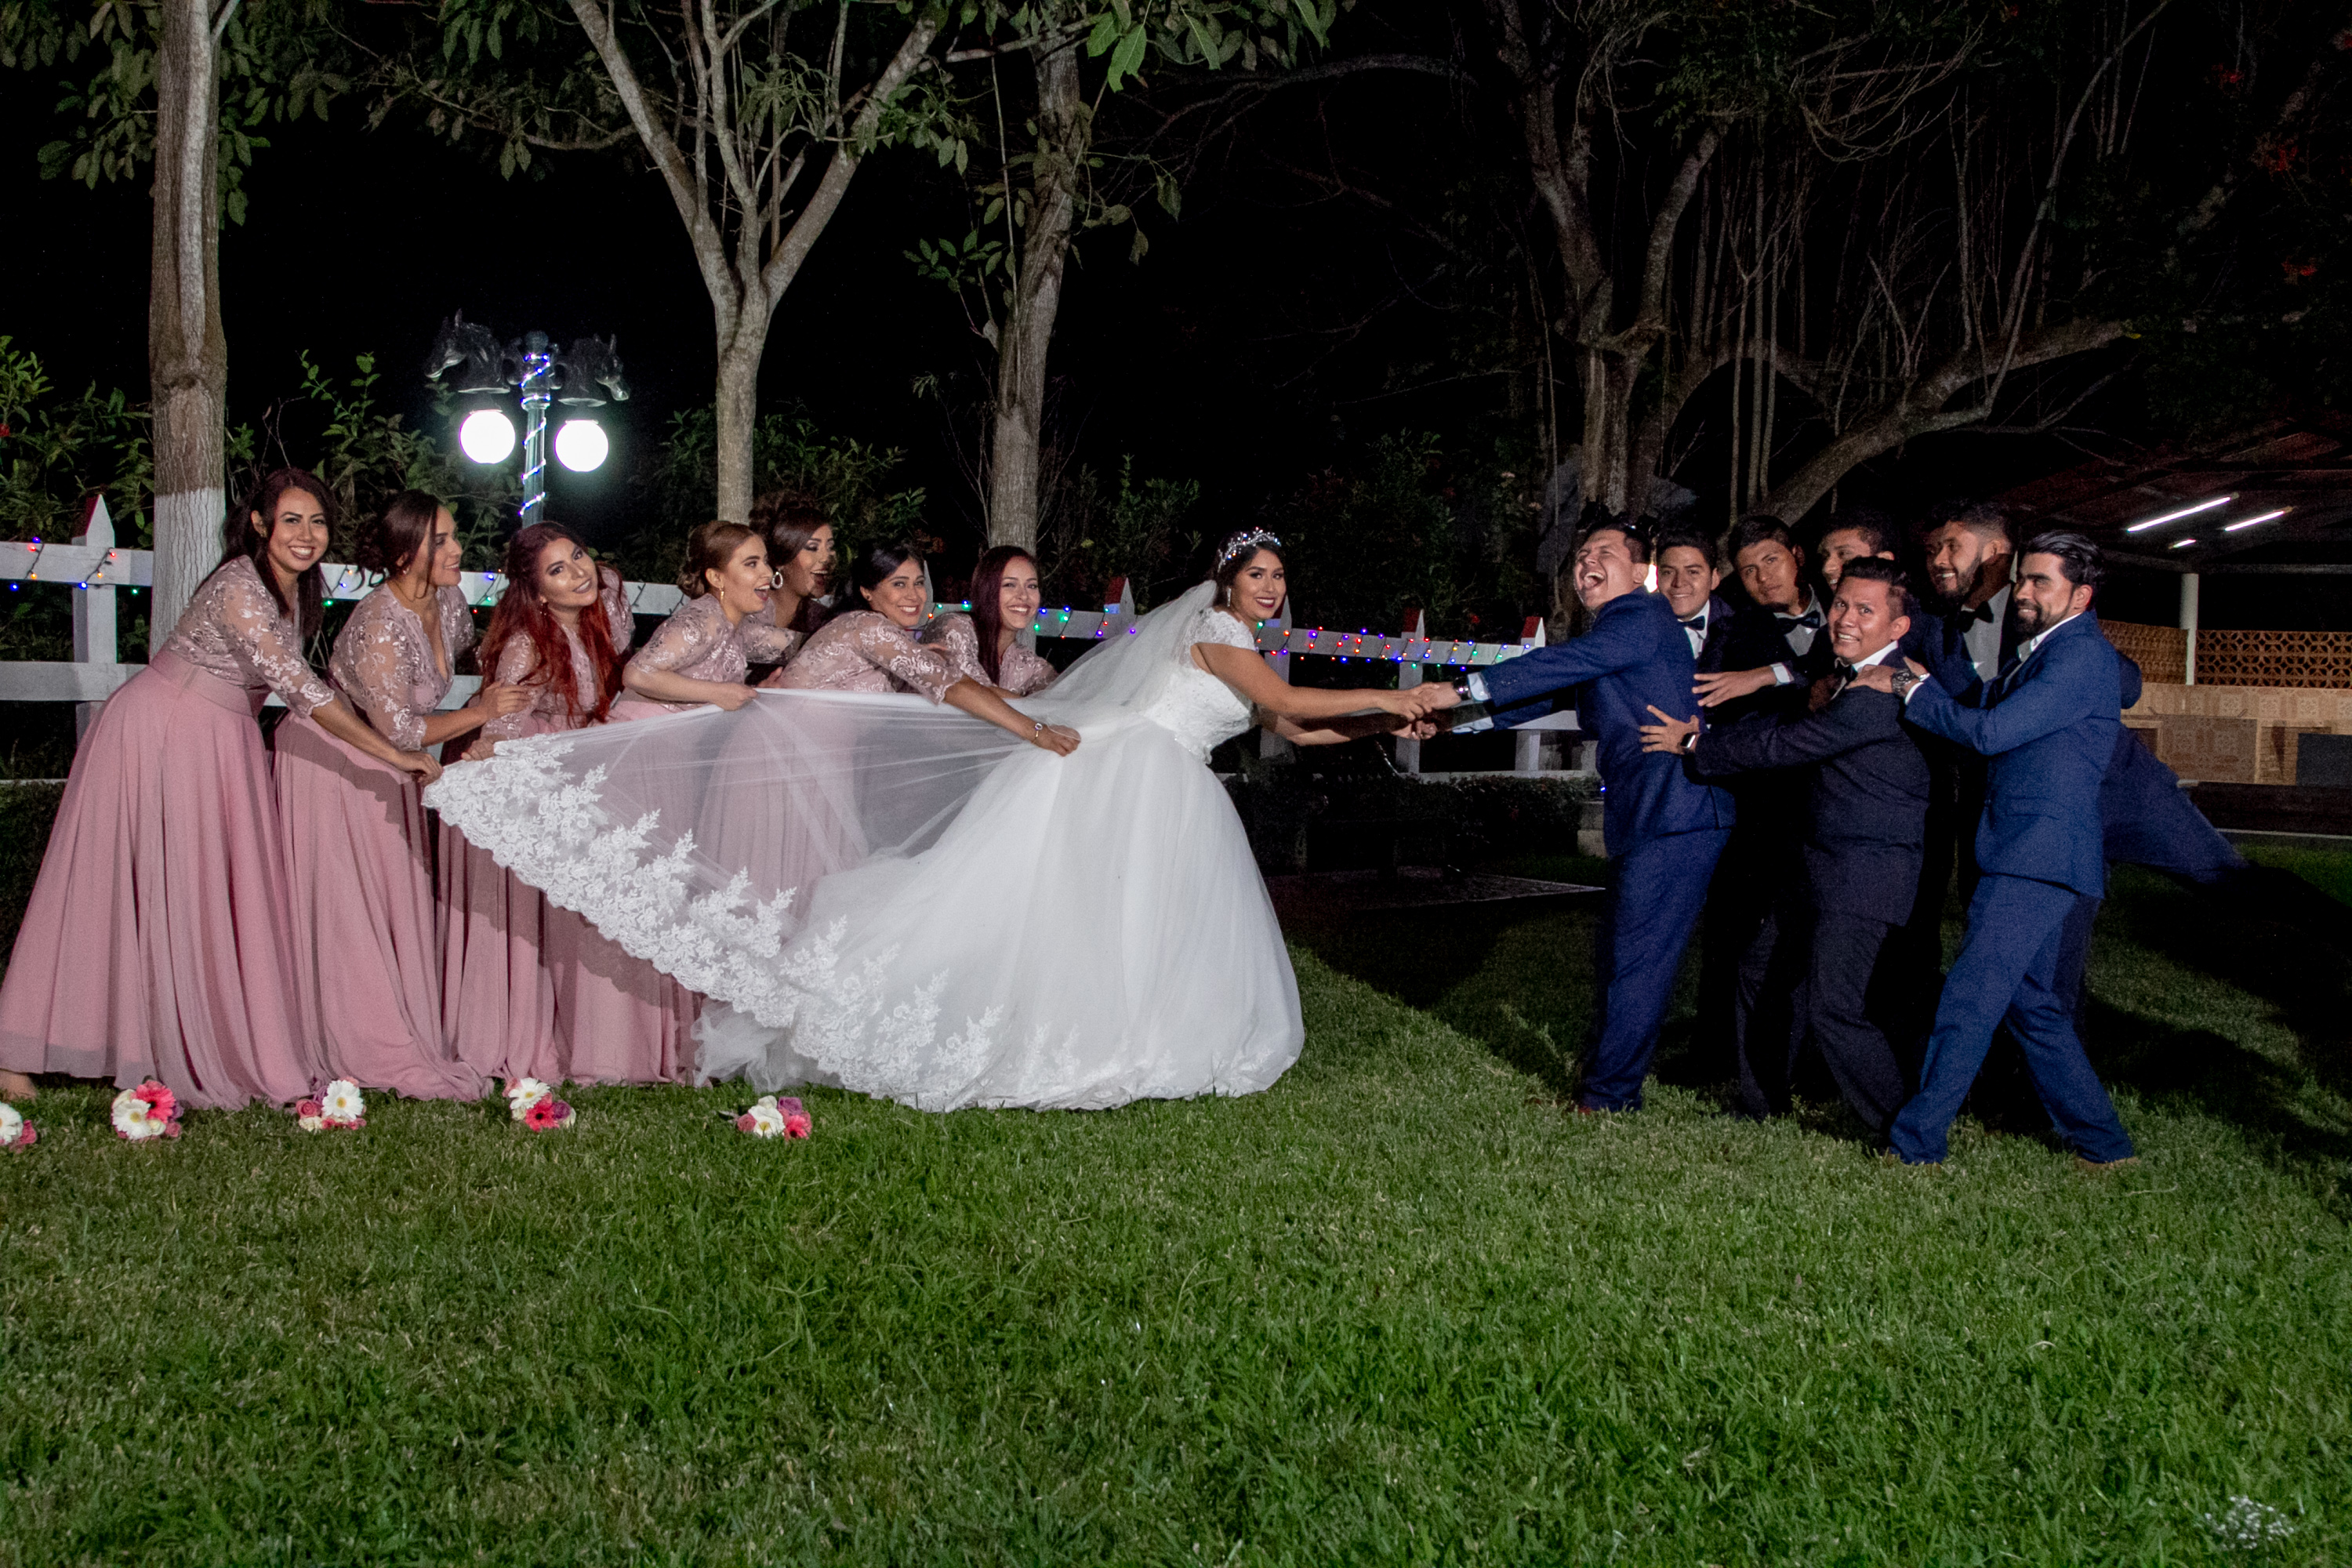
left=1691, top=669, right=1930, bottom=925
left=1904, top=611, right=2121, bottom=898
left=1482, top=590, right=1735, bottom=852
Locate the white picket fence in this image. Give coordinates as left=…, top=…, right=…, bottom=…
left=2, top=498, right=1581, bottom=773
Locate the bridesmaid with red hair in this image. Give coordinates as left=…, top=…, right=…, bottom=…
left=275, top=491, right=528, bottom=1100
left=0, top=468, right=439, bottom=1109
left=438, top=521, right=698, bottom=1087
left=920, top=545, right=1058, bottom=696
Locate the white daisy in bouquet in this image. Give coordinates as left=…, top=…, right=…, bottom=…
left=110, top=1080, right=182, bottom=1141
left=735, top=1094, right=811, bottom=1139
left=503, top=1077, right=575, bottom=1131
left=296, top=1080, right=367, bottom=1132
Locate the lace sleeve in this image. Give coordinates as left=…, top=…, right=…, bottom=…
left=738, top=601, right=800, bottom=664
left=856, top=617, right=960, bottom=703
left=479, top=637, right=543, bottom=744
left=336, top=607, right=428, bottom=750
left=218, top=565, right=336, bottom=717
left=630, top=597, right=720, bottom=677
left=916, top=614, right=986, bottom=684
left=999, top=644, right=1058, bottom=696
left=598, top=566, right=634, bottom=654
left=1189, top=607, right=1262, bottom=656
left=441, top=586, right=479, bottom=667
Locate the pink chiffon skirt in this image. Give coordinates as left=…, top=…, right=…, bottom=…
left=439, top=711, right=698, bottom=1087
left=274, top=713, right=481, bottom=1100
left=0, top=652, right=323, bottom=1108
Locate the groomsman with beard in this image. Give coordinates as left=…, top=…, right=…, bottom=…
left=1640, top=558, right=1930, bottom=1138
left=1852, top=533, right=2138, bottom=1168
left=1421, top=521, right=1735, bottom=1112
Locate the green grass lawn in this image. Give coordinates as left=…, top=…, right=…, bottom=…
left=2, top=852, right=2349, bottom=1564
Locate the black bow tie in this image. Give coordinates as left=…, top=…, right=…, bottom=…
left=1679, top=614, right=1707, bottom=629
left=1951, top=601, right=1998, bottom=626
left=1776, top=609, right=1823, bottom=630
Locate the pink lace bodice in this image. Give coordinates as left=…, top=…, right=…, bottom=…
left=467, top=567, right=633, bottom=757
left=161, top=556, right=336, bottom=717
left=773, top=611, right=958, bottom=702
left=328, top=583, right=478, bottom=750
left=619, top=593, right=805, bottom=715
left=919, top=612, right=1057, bottom=697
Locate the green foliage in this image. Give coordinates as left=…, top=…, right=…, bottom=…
left=1272, top=432, right=1544, bottom=645
left=1037, top=453, right=1199, bottom=609
left=0, top=849, right=2347, bottom=1559
left=618, top=408, right=928, bottom=584
left=0, top=336, right=154, bottom=548
left=5, top=0, right=351, bottom=225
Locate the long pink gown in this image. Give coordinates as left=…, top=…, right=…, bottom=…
left=439, top=569, right=698, bottom=1086
left=0, top=557, right=334, bottom=1108
left=917, top=612, right=1058, bottom=695
left=274, top=583, right=484, bottom=1099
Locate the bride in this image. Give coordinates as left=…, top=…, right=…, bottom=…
left=424, top=529, right=1439, bottom=1111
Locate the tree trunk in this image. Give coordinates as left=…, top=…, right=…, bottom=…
left=713, top=293, right=767, bottom=524
left=985, top=41, right=1087, bottom=553
left=148, top=0, right=227, bottom=652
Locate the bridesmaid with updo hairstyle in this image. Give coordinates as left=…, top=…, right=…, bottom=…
left=274, top=490, right=528, bottom=1100
left=746, top=492, right=836, bottom=658
left=438, top=521, right=699, bottom=1087
left=612, top=521, right=798, bottom=719
left=920, top=544, right=1057, bottom=696
left=0, top=467, right=439, bottom=1109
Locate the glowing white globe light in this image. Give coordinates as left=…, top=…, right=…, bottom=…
left=554, top=419, right=609, bottom=474
left=458, top=408, right=517, bottom=464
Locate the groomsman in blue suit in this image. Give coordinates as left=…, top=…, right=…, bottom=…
left=1422, top=520, right=1735, bottom=1112
left=1853, top=532, right=2137, bottom=1167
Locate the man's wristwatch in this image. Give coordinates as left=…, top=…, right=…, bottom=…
left=1889, top=670, right=1921, bottom=699
left=1450, top=676, right=1479, bottom=703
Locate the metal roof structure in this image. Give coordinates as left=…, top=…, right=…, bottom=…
left=1995, top=419, right=2352, bottom=575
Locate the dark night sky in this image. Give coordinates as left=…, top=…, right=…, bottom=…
left=0, top=50, right=2320, bottom=631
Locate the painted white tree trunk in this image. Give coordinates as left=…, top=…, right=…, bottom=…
left=147, top=0, right=227, bottom=650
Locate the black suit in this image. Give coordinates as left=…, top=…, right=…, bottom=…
left=1694, top=596, right=1838, bottom=1100
left=1693, top=659, right=1930, bottom=1134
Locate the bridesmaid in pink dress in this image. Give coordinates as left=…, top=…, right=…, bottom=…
left=0, top=468, right=441, bottom=1109
left=275, top=492, right=530, bottom=1100
left=919, top=545, right=1058, bottom=696
left=439, top=522, right=698, bottom=1087
left=743, top=494, right=836, bottom=670
left=610, top=522, right=798, bottom=720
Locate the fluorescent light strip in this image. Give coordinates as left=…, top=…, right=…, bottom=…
left=2222, top=508, right=2289, bottom=532
left=2125, top=495, right=2234, bottom=532
left=2170, top=538, right=2197, bottom=549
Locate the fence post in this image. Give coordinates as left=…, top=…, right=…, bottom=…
left=2179, top=572, right=2199, bottom=686
left=1394, top=607, right=1425, bottom=776
left=71, top=496, right=118, bottom=740
left=1259, top=589, right=1293, bottom=760
left=1513, top=614, right=1546, bottom=774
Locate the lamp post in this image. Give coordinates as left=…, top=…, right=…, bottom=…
left=426, top=314, right=629, bottom=524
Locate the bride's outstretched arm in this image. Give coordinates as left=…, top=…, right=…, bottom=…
left=942, top=677, right=1080, bottom=755
left=1193, top=641, right=1444, bottom=725
left=1265, top=711, right=1438, bottom=747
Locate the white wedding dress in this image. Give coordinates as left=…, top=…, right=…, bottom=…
left=423, top=583, right=1304, bottom=1111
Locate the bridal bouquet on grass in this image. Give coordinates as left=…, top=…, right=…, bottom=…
left=504, top=1077, right=575, bottom=1131
left=111, top=1081, right=182, bottom=1141
left=296, top=1080, right=367, bottom=1132
left=0, top=1102, right=34, bottom=1150
left=735, top=1094, right=811, bottom=1139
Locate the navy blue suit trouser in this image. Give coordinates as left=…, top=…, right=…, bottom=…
left=1584, top=827, right=1730, bottom=1111
left=1890, top=873, right=2136, bottom=1164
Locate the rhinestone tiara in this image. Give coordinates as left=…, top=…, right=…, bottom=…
left=1214, top=528, right=1284, bottom=569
